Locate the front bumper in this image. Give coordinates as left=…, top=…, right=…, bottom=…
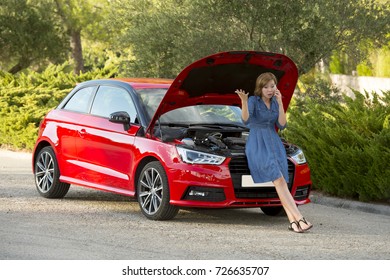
left=167, top=157, right=312, bottom=208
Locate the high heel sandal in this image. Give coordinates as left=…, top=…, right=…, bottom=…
left=298, top=217, right=313, bottom=232
left=288, top=221, right=303, bottom=233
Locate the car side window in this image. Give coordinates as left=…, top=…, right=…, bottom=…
left=91, top=86, right=137, bottom=122
left=63, top=86, right=95, bottom=113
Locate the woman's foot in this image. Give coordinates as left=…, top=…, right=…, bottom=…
left=288, top=221, right=303, bottom=233
left=298, top=217, right=313, bottom=232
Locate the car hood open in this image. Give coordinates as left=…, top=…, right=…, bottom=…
left=147, top=51, right=298, bottom=134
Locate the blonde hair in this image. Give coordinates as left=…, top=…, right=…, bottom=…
left=254, top=72, right=277, bottom=97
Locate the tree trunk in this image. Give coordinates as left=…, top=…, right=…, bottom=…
left=70, top=29, right=84, bottom=74
left=8, top=59, right=31, bottom=74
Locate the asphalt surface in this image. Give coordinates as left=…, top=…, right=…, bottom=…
left=1, top=148, right=390, bottom=264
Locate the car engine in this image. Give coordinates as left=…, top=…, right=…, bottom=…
left=158, top=125, right=299, bottom=157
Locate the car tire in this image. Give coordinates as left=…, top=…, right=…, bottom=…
left=260, top=206, right=284, bottom=216
left=34, top=146, right=70, bottom=198
left=137, top=161, right=179, bottom=220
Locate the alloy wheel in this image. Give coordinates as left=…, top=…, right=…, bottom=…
left=35, top=151, right=55, bottom=193
left=138, top=167, right=163, bottom=215
left=34, top=146, right=70, bottom=198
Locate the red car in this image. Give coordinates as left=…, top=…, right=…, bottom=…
left=33, top=51, right=311, bottom=220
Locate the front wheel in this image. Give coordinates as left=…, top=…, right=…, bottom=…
left=34, top=146, right=70, bottom=198
left=137, top=161, right=178, bottom=220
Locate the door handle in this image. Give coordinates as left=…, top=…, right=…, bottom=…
left=78, top=129, right=87, bottom=138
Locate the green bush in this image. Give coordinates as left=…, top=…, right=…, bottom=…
left=0, top=63, right=118, bottom=150
left=283, top=88, right=390, bottom=202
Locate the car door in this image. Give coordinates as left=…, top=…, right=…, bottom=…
left=57, top=85, right=96, bottom=179
left=75, top=85, right=139, bottom=192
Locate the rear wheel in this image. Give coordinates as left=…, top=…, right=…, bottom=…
left=34, top=146, right=70, bottom=198
left=260, top=206, right=284, bottom=216
left=137, top=161, right=178, bottom=220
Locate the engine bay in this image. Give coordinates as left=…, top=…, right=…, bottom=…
left=156, top=125, right=299, bottom=157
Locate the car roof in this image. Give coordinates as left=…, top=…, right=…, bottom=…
left=112, top=78, right=173, bottom=89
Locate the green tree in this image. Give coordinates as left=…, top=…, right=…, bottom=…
left=0, top=0, right=110, bottom=74
left=0, top=0, right=68, bottom=74
left=52, top=0, right=109, bottom=74
left=108, top=0, right=389, bottom=77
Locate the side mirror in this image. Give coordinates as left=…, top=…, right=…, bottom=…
left=109, top=111, right=131, bottom=131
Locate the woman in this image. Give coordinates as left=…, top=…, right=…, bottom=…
left=235, top=72, right=313, bottom=233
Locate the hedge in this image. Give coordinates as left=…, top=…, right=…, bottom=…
left=283, top=89, right=390, bottom=202
left=0, top=63, right=117, bottom=150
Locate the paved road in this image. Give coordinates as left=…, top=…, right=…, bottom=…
left=0, top=149, right=389, bottom=260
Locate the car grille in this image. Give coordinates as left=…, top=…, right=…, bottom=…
left=229, top=156, right=295, bottom=199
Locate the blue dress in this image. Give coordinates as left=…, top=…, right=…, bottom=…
left=245, top=96, right=289, bottom=183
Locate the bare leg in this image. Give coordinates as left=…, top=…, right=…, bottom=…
left=273, top=176, right=312, bottom=231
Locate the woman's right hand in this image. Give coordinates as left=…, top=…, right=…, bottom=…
left=235, top=89, right=249, bottom=121
left=235, top=89, right=249, bottom=103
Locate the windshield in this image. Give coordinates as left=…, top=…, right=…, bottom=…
left=136, top=88, right=244, bottom=126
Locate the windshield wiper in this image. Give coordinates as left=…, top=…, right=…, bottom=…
left=159, top=122, right=189, bottom=128
left=190, top=123, right=248, bottom=129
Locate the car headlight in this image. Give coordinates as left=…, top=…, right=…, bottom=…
left=290, top=149, right=307, bottom=164
left=176, top=146, right=226, bottom=165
